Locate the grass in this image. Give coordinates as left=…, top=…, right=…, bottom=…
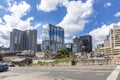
left=53, top=58, right=74, bottom=63
left=33, top=57, right=87, bottom=66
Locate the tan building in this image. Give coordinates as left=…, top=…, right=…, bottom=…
left=95, top=26, right=120, bottom=55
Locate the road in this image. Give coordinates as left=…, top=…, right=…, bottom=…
left=0, top=65, right=120, bottom=80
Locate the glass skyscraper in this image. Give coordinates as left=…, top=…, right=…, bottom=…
left=10, top=29, right=23, bottom=51
left=73, top=35, right=92, bottom=53
left=42, top=24, right=64, bottom=52
left=10, top=29, right=37, bottom=53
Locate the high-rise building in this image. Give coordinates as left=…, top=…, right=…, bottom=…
left=0, top=46, right=9, bottom=52
left=72, top=35, right=92, bottom=53
left=10, top=29, right=23, bottom=51
left=10, top=29, right=37, bottom=53
left=42, top=24, right=64, bottom=52
left=72, top=37, right=81, bottom=53
left=65, top=43, right=73, bottom=52
left=79, top=35, right=92, bottom=53
left=37, top=44, right=41, bottom=52
left=95, top=25, right=120, bottom=55
left=23, top=30, right=37, bottom=53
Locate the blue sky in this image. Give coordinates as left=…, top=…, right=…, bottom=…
left=0, top=0, right=120, bottom=49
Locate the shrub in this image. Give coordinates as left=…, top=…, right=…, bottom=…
left=53, top=58, right=74, bottom=63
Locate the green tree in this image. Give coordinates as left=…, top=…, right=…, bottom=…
left=57, top=48, right=69, bottom=58
left=0, top=53, right=4, bottom=61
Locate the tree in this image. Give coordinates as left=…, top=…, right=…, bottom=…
left=57, top=48, right=69, bottom=58
left=0, top=53, right=4, bottom=61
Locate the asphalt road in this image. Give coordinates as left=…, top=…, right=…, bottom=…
left=0, top=65, right=120, bottom=80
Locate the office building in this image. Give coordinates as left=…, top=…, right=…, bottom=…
left=10, top=29, right=37, bottom=53
left=95, top=25, right=120, bottom=55
left=0, top=46, right=9, bottom=52
left=96, top=44, right=104, bottom=48
left=42, top=24, right=64, bottom=52
left=10, top=29, right=23, bottom=51
left=65, top=43, right=73, bottom=52
left=23, top=30, right=37, bottom=53
left=72, top=37, right=81, bottom=53
left=37, top=44, right=41, bottom=52
left=72, top=35, right=92, bottom=53
left=79, top=35, right=92, bottom=52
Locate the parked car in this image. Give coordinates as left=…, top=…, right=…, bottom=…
left=96, top=53, right=104, bottom=57
left=0, top=63, right=9, bottom=72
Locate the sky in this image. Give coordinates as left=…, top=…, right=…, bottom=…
left=0, top=0, right=120, bottom=49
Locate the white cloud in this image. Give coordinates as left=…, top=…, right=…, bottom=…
left=8, top=1, right=30, bottom=18
left=89, top=22, right=120, bottom=49
left=65, top=38, right=72, bottom=43
left=33, top=23, right=42, bottom=29
left=0, top=1, right=40, bottom=47
left=104, top=2, right=112, bottom=8
left=36, top=0, right=69, bottom=12
left=2, top=1, right=33, bottom=31
left=37, top=0, right=94, bottom=37
left=37, top=0, right=60, bottom=12
left=114, top=12, right=120, bottom=17
left=0, top=5, right=4, bottom=9
left=58, top=0, right=94, bottom=37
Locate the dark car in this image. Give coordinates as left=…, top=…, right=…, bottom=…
left=96, top=53, right=104, bottom=57
left=0, top=63, right=9, bottom=72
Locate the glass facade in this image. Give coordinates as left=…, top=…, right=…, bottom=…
left=42, top=24, right=64, bottom=52
left=72, top=35, right=92, bottom=53
left=10, top=29, right=23, bottom=51
left=10, top=29, right=37, bottom=53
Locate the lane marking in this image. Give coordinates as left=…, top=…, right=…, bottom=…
left=106, top=66, right=120, bottom=80
left=95, top=73, right=105, bottom=75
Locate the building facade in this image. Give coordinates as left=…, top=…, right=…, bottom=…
left=65, top=43, right=73, bottom=52
left=10, top=29, right=37, bottom=53
left=10, top=29, right=23, bottom=51
left=37, top=44, right=41, bottom=52
left=42, top=24, right=64, bottom=52
left=23, top=30, right=37, bottom=53
left=0, top=46, right=9, bottom=52
left=79, top=35, right=92, bottom=53
left=95, top=26, right=120, bottom=55
left=72, top=37, right=81, bottom=53
left=72, top=35, right=92, bottom=53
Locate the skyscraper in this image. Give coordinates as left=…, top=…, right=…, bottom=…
left=10, top=29, right=37, bottom=53
left=10, top=29, right=23, bottom=51
left=23, top=30, right=37, bottom=53
left=73, top=35, right=92, bottom=53
left=65, top=43, right=73, bottom=52
left=42, top=24, right=64, bottom=52
left=79, top=35, right=92, bottom=53
left=72, top=37, right=81, bottom=53
left=95, top=26, right=120, bottom=55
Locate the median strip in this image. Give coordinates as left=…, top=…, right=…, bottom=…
left=106, top=65, right=120, bottom=80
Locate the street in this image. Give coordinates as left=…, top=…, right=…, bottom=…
left=0, top=65, right=120, bottom=80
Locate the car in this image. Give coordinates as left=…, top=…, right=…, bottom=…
left=0, top=63, right=9, bottom=72
left=96, top=53, right=104, bottom=57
